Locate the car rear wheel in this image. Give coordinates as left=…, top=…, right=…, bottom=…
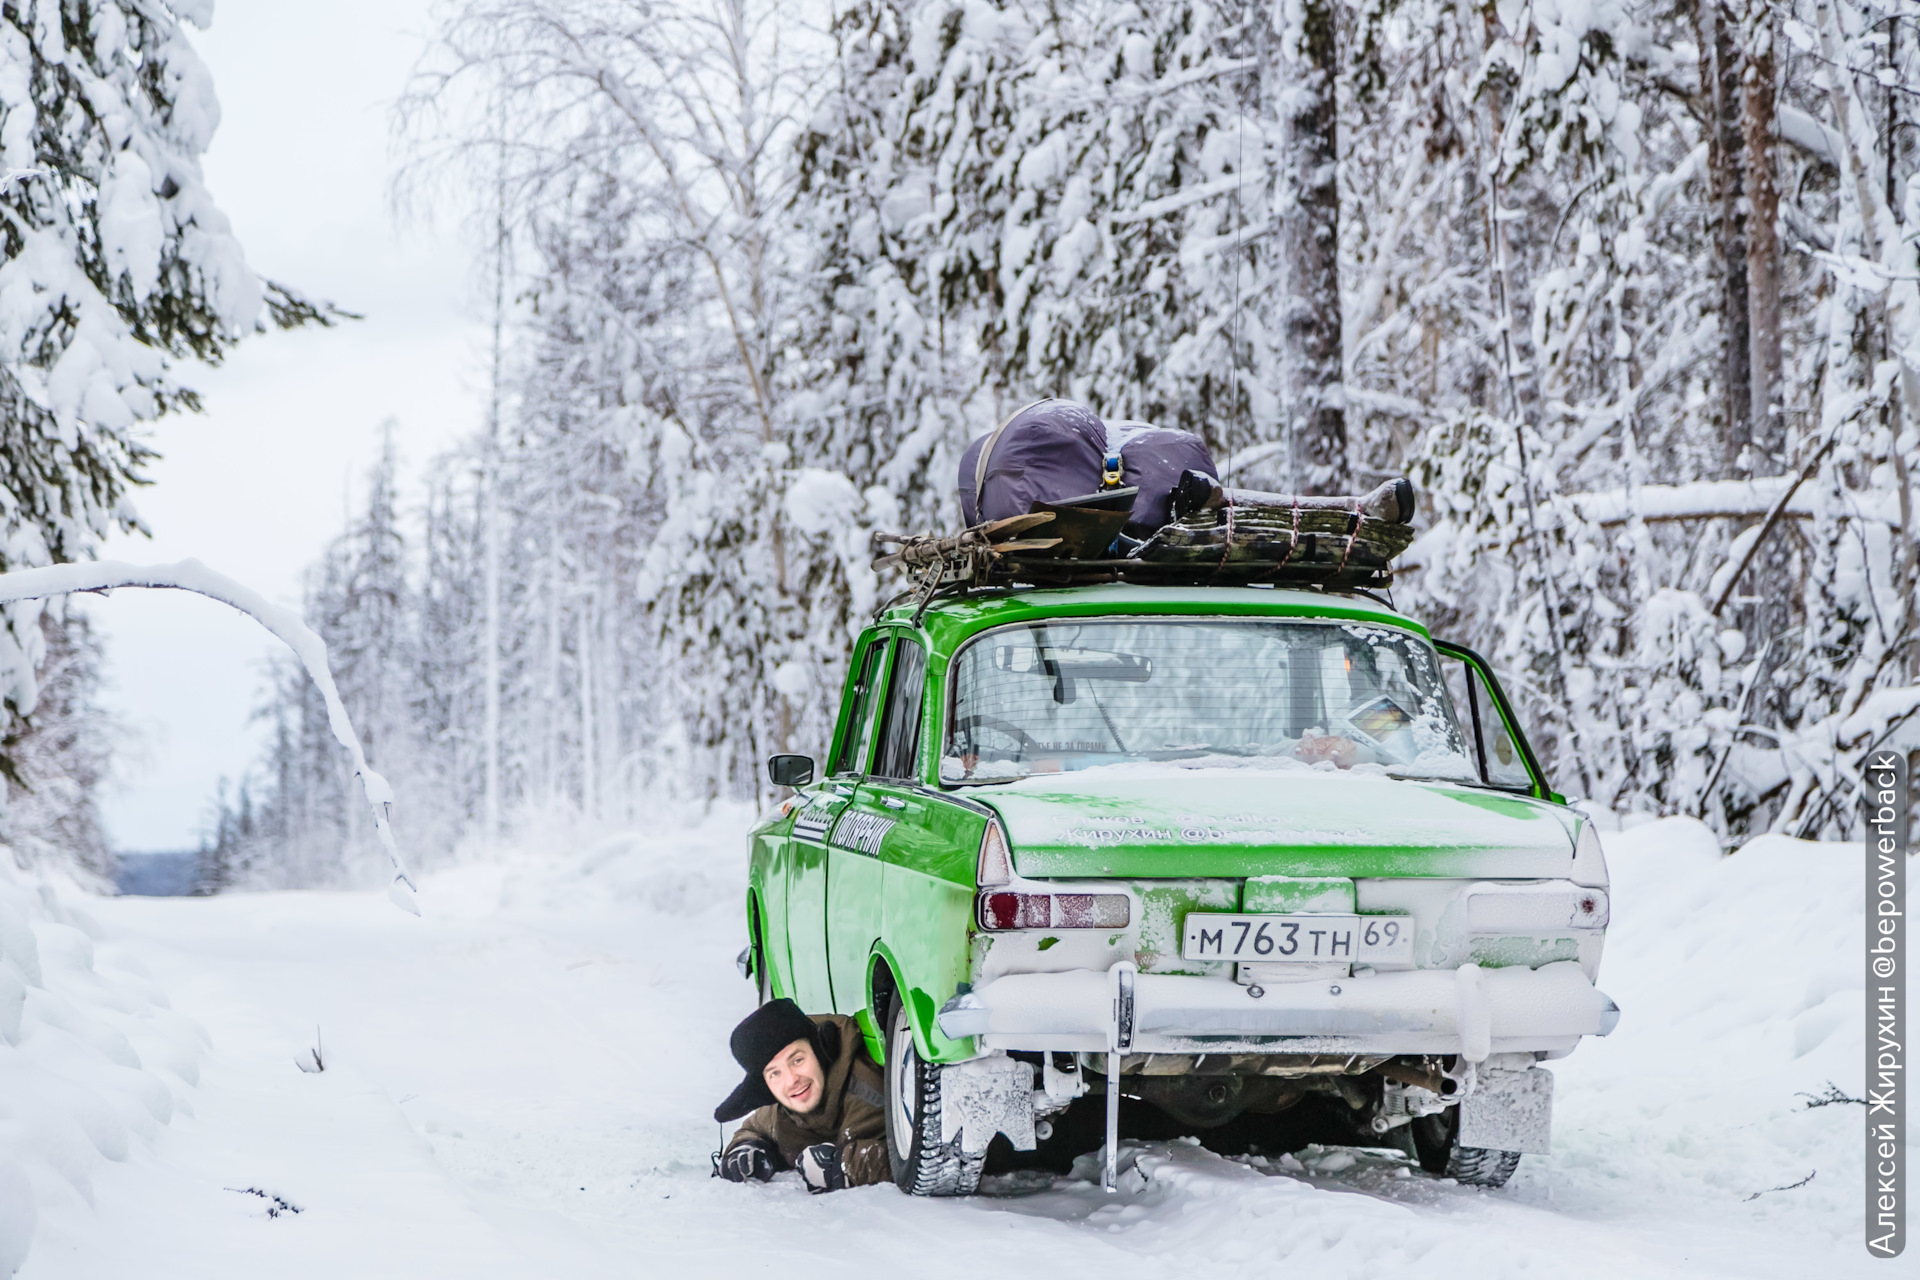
left=883, top=993, right=984, bottom=1196
left=1410, top=1106, right=1522, bottom=1188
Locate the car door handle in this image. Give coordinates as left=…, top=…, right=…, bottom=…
left=879, top=796, right=907, bottom=810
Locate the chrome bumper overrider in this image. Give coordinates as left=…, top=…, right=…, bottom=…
left=937, top=960, right=1620, bottom=1061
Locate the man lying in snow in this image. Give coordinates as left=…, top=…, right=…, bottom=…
left=713, top=998, right=890, bottom=1192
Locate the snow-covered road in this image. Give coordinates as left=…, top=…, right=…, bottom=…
left=15, top=815, right=1904, bottom=1278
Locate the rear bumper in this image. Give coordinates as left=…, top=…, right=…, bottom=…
left=938, top=960, right=1619, bottom=1059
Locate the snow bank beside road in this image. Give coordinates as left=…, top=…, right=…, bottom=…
left=475, top=804, right=755, bottom=919
left=0, top=858, right=206, bottom=1275
left=1551, top=818, right=1884, bottom=1240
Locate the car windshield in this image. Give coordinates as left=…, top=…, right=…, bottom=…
left=942, top=618, right=1481, bottom=785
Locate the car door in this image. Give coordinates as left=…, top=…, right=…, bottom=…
left=826, top=632, right=914, bottom=1016
left=790, top=634, right=888, bottom=1011
left=864, top=638, right=983, bottom=1056
left=1434, top=640, right=1549, bottom=797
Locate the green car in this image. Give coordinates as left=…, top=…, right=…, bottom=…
left=745, top=583, right=1617, bottom=1195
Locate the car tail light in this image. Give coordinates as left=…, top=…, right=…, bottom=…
left=1467, top=884, right=1610, bottom=931
left=1569, top=887, right=1609, bottom=929
left=977, top=820, right=1011, bottom=887
left=977, top=891, right=1130, bottom=930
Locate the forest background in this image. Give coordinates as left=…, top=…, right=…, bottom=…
left=4, top=0, right=1919, bottom=889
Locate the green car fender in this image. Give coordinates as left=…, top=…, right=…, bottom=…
left=742, top=886, right=779, bottom=998
left=745, top=812, right=796, bottom=1000
left=743, top=845, right=783, bottom=999
left=873, top=788, right=991, bottom=1066
left=862, top=937, right=978, bottom=1067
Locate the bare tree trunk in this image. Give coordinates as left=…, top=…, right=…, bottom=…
left=481, top=143, right=506, bottom=849
left=578, top=592, right=596, bottom=822
left=1743, top=3, right=1784, bottom=465
left=1696, top=0, right=1751, bottom=475
left=1277, top=0, right=1347, bottom=494
left=1738, top=0, right=1794, bottom=819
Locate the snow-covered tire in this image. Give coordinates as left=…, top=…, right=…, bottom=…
left=1445, top=1143, right=1522, bottom=1187
left=1410, top=1107, right=1521, bottom=1188
left=883, top=994, right=984, bottom=1196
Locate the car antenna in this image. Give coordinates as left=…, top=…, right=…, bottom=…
left=1227, top=5, right=1246, bottom=472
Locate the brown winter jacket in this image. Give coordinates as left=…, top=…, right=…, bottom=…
left=724, top=1013, right=891, bottom=1187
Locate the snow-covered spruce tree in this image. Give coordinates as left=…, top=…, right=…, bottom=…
left=1393, top=0, right=1920, bottom=838
left=799, top=0, right=1314, bottom=497
left=0, top=1, right=324, bottom=826
left=1399, top=0, right=1692, bottom=808
left=413, top=451, right=486, bottom=834
left=867, top=1, right=1274, bottom=462
left=773, top=0, right=979, bottom=751
left=787, top=0, right=961, bottom=538
left=0, top=609, right=113, bottom=882
left=1756, top=0, right=1920, bottom=837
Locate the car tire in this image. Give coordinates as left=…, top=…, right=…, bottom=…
left=1409, top=1106, right=1522, bottom=1188
left=883, top=993, right=984, bottom=1196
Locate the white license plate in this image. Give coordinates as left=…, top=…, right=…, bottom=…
left=1181, top=913, right=1412, bottom=964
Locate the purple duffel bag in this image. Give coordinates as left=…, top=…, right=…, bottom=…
left=957, top=399, right=1107, bottom=525
left=958, top=400, right=1219, bottom=536
left=1106, top=420, right=1218, bottom=533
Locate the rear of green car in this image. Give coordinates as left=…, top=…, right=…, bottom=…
left=746, top=585, right=1617, bottom=1195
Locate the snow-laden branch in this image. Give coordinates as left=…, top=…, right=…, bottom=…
left=0, top=560, right=420, bottom=915
left=1401, top=477, right=1904, bottom=570
left=1561, top=477, right=1904, bottom=527
left=1107, top=175, right=1244, bottom=225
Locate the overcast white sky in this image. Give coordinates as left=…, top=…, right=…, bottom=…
left=78, top=1, right=490, bottom=852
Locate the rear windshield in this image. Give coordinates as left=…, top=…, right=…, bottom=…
left=942, top=618, right=1477, bottom=785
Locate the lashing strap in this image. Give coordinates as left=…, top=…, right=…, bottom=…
left=970, top=399, right=1045, bottom=520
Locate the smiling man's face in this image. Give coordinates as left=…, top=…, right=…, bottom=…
left=763, top=1037, right=827, bottom=1114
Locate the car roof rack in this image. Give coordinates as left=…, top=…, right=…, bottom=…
left=870, top=477, right=1420, bottom=618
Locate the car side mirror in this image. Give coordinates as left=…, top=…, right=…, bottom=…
left=768, top=754, right=815, bottom=788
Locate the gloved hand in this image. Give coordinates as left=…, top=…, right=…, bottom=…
left=797, top=1142, right=846, bottom=1194
left=717, top=1140, right=777, bottom=1183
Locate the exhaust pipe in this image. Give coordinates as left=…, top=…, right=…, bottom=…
left=1375, top=1058, right=1459, bottom=1096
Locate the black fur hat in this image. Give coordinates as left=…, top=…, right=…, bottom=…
left=714, top=999, right=823, bottom=1122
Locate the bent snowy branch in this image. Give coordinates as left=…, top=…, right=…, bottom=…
left=0, top=560, right=420, bottom=914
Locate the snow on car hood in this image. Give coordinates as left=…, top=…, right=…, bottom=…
left=978, top=762, right=1578, bottom=879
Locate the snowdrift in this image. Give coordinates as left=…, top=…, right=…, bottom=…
left=1548, top=818, right=1886, bottom=1241
left=0, top=858, right=206, bottom=1274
